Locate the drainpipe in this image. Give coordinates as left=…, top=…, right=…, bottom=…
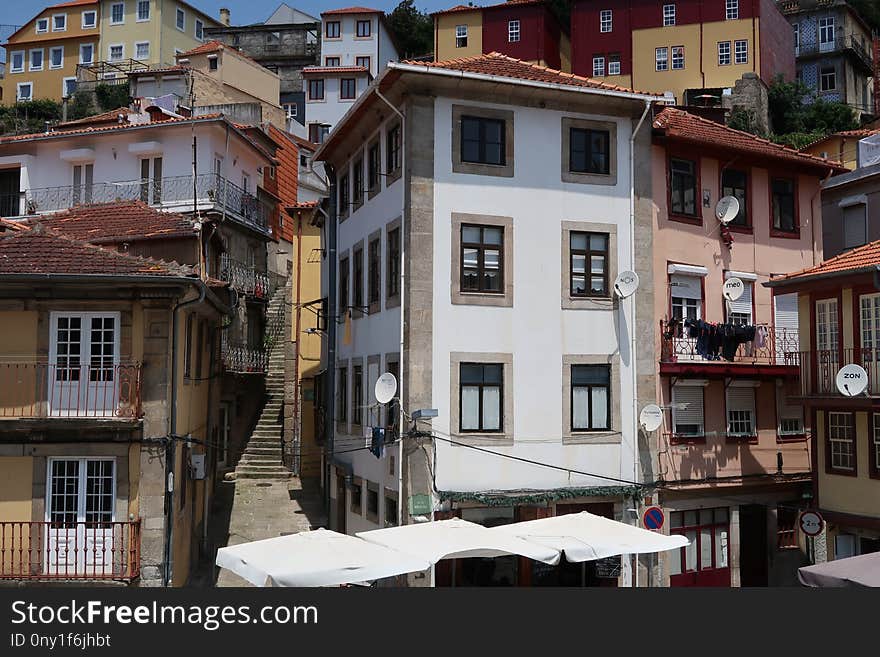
left=163, top=282, right=206, bottom=587
left=293, top=210, right=303, bottom=473
left=374, top=88, right=406, bottom=527
left=325, top=167, right=338, bottom=517
left=629, top=99, right=652, bottom=589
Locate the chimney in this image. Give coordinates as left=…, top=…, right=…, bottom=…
left=220, top=8, right=230, bottom=26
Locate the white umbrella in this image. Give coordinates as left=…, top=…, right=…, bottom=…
left=491, top=511, right=690, bottom=562
left=215, top=528, right=431, bottom=587
left=358, top=518, right=561, bottom=565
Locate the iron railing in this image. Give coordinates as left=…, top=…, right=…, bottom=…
left=219, top=254, right=270, bottom=299
left=0, top=520, right=140, bottom=581
left=660, top=321, right=800, bottom=366
left=221, top=342, right=267, bottom=374
left=798, top=348, right=880, bottom=397
left=0, top=174, right=271, bottom=234
left=796, top=35, right=873, bottom=70
left=0, top=362, right=142, bottom=419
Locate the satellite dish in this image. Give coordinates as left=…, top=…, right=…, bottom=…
left=723, top=277, right=745, bottom=302
left=374, top=372, right=398, bottom=405
left=836, top=364, right=869, bottom=397
left=639, top=404, right=663, bottom=432
left=716, top=195, right=740, bottom=224
left=614, top=271, right=640, bottom=298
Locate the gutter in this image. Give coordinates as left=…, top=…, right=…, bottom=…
left=764, top=265, right=880, bottom=289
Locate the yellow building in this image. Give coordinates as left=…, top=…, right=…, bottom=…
left=801, top=129, right=880, bottom=171
left=434, top=6, right=483, bottom=62
left=1, top=0, right=100, bottom=103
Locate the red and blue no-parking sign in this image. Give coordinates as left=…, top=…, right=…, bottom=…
left=642, top=506, right=664, bottom=531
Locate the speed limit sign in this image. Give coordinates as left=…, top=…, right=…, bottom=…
left=799, top=510, right=824, bottom=537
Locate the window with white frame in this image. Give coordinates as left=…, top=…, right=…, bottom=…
left=508, top=20, right=520, bottom=42
left=284, top=103, right=297, bottom=120
left=16, top=82, right=33, bottom=102
left=819, top=17, right=834, bottom=50
left=63, top=77, right=77, bottom=98
left=455, top=24, right=468, bottom=48
left=816, top=298, right=839, bottom=354
left=195, top=19, right=204, bottom=40
left=10, top=51, right=24, bottom=73
left=656, top=46, right=669, bottom=71
left=137, top=0, right=150, bottom=21
left=49, top=46, right=63, bottom=69
left=608, top=53, right=621, bottom=75
left=109, top=45, right=123, bottom=61
left=79, top=44, right=94, bottom=64
left=873, top=413, right=880, bottom=472
left=860, top=293, right=880, bottom=365
left=726, top=278, right=753, bottom=325
left=718, top=41, right=731, bottom=65
left=600, top=9, right=612, bottom=33
left=828, top=411, right=855, bottom=472
left=135, top=42, right=150, bottom=60
left=593, top=56, right=605, bottom=77
left=672, top=384, right=704, bottom=437
left=735, top=39, right=748, bottom=64
left=663, top=4, right=676, bottom=26
left=111, top=2, right=124, bottom=25
left=820, top=66, right=836, bottom=91
left=726, top=0, right=738, bottom=20
left=726, top=385, right=756, bottom=437
left=670, top=274, right=702, bottom=321
left=53, top=14, right=67, bottom=31
left=793, top=23, right=799, bottom=54
left=29, top=49, right=44, bottom=72
left=82, top=10, right=97, bottom=28
left=176, top=7, right=185, bottom=30
left=36, top=18, right=49, bottom=33
left=672, top=46, right=684, bottom=70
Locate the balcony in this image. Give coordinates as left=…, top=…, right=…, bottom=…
left=798, top=348, right=880, bottom=397
left=660, top=321, right=800, bottom=378
left=0, top=521, right=140, bottom=581
left=0, top=362, right=142, bottom=420
left=796, top=35, right=873, bottom=71
left=0, top=174, right=271, bottom=235
left=221, top=343, right=267, bottom=374
left=220, top=254, right=270, bottom=299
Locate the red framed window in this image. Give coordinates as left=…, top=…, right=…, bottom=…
left=669, top=508, right=730, bottom=586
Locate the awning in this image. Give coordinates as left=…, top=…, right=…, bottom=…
left=357, top=518, right=561, bottom=565
left=491, top=511, right=690, bottom=562
left=798, top=552, right=880, bottom=587
left=215, top=528, right=431, bottom=587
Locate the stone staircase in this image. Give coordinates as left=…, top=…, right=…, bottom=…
left=233, top=287, right=290, bottom=481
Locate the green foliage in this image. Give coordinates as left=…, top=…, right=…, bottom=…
left=0, top=99, right=62, bottom=135
left=769, top=132, right=827, bottom=150
left=66, top=91, right=96, bottom=121
left=765, top=75, right=857, bottom=147
left=387, top=0, right=434, bottom=59
left=728, top=107, right=762, bottom=136
left=546, top=0, right=571, bottom=28
left=94, top=83, right=130, bottom=112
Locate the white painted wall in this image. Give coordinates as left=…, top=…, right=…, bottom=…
left=320, top=14, right=399, bottom=77
left=304, top=74, right=371, bottom=136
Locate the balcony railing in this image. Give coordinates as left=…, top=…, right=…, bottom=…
left=0, top=174, right=271, bottom=235
left=220, top=254, right=270, bottom=299
left=796, top=35, right=873, bottom=70
left=798, top=348, right=880, bottom=397
left=0, top=521, right=140, bottom=581
left=221, top=343, right=267, bottom=374
left=0, top=362, right=142, bottom=419
left=660, top=321, right=801, bottom=367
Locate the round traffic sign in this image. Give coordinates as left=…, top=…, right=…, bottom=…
left=643, top=506, right=664, bottom=531
left=799, top=510, right=824, bottom=537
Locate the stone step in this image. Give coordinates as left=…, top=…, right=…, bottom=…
left=239, top=457, right=283, bottom=466
left=244, top=442, right=280, bottom=450
left=234, top=470, right=291, bottom=480
left=244, top=447, right=283, bottom=456
left=234, top=466, right=290, bottom=477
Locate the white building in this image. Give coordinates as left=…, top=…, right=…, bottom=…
left=315, top=54, right=663, bottom=587
left=303, top=6, right=399, bottom=143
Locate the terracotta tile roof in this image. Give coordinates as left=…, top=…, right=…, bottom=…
left=322, top=6, right=383, bottom=15
left=432, top=0, right=550, bottom=16
left=288, top=200, right=320, bottom=209
left=267, top=126, right=300, bottom=207
left=653, top=107, right=847, bottom=172
left=129, top=65, right=188, bottom=75
left=834, top=128, right=880, bottom=138
left=289, top=133, right=316, bottom=152
left=55, top=107, right=132, bottom=129
left=50, top=0, right=97, bottom=7
left=768, top=239, right=880, bottom=285
left=29, top=201, right=198, bottom=245
left=302, top=66, right=370, bottom=75
left=178, top=40, right=226, bottom=57
left=431, top=4, right=482, bottom=16
left=0, top=219, right=26, bottom=232
left=0, top=225, right=192, bottom=278
left=399, top=52, right=655, bottom=95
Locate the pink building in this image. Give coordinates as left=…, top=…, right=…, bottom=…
left=649, top=108, right=845, bottom=586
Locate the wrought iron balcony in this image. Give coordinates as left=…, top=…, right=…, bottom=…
left=798, top=348, right=880, bottom=397
left=796, top=35, right=873, bottom=71
left=0, top=520, right=140, bottom=581
left=0, top=362, right=142, bottom=419
left=219, top=254, right=270, bottom=299
left=221, top=343, right=267, bottom=374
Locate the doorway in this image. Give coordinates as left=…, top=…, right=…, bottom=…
left=739, top=504, right=769, bottom=587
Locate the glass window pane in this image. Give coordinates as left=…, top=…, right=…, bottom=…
left=700, top=528, right=713, bottom=569
left=590, top=255, right=605, bottom=274
left=570, top=232, right=587, bottom=251
left=461, top=364, right=484, bottom=384
left=571, top=254, right=586, bottom=274
left=483, top=227, right=503, bottom=245
left=591, top=386, right=608, bottom=428
left=461, top=386, right=480, bottom=430
left=715, top=507, right=728, bottom=523
left=462, top=118, right=479, bottom=140
left=684, top=530, right=697, bottom=571
left=670, top=512, right=682, bottom=528
left=572, top=365, right=609, bottom=385
left=462, top=140, right=480, bottom=163
left=715, top=526, right=729, bottom=568
left=462, top=226, right=481, bottom=243
left=669, top=546, right=682, bottom=576
left=484, top=249, right=500, bottom=270
left=591, top=277, right=606, bottom=294
left=589, top=234, right=607, bottom=251
left=482, top=386, right=501, bottom=430
left=463, top=247, right=479, bottom=268
left=571, top=275, right=586, bottom=295
left=684, top=510, right=697, bottom=526
left=484, top=271, right=501, bottom=292
left=483, top=364, right=503, bottom=384
left=485, top=143, right=503, bottom=165
left=700, top=509, right=713, bottom=525
left=485, top=120, right=503, bottom=143
left=572, top=387, right=589, bottom=429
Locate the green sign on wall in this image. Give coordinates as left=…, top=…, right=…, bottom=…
left=408, top=494, right=432, bottom=516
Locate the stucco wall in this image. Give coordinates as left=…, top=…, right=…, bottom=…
left=435, top=12, right=483, bottom=62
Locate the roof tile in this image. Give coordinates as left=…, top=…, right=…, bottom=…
left=322, top=6, right=383, bottom=15
left=771, top=239, right=880, bottom=284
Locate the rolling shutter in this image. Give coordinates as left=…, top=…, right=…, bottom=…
left=774, top=293, right=800, bottom=355
left=672, top=385, right=703, bottom=434
left=670, top=274, right=702, bottom=300
left=843, top=204, right=867, bottom=249
left=727, top=281, right=753, bottom=319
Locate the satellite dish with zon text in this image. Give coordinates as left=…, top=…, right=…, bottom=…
left=375, top=372, right=398, bottom=405
left=614, top=271, right=640, bottom=298
left=836, top=364, right=868, bottom=397
left=716, top=195, right=740, bottom=224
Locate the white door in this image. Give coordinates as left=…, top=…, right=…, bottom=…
left=49, top=313, right=120, bottom=417
left=860, top=293, right=880, bottom=394
left=46, top=458, right=115, bottom=576
left=815, top=298, right=838, bottom=394
left=774, top=293, right=800, bottom=364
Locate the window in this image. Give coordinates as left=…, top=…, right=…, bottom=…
left=386, top=123, right=401, bottom=175
left=663, top=4, right=676, bottom=26
left=29, top=49, right=44, bottom=72
left=860, top=295, right=880, bottom=380
left=176, top=8, right=185, bottom=30
left=82, top=10, right=97, bottom=28
left=385, top=494, right=398, bottom=527
left=670, top=274, right=702, bottom=321
left=16, top=83, right=33, bottom=102
left=718, top=41, right=731, bottom=65
left=385, top=359, right=400, bottom=436
left=366, top=486, right=379, bottom=520
left=309, top=124, right=330, bottom=144
left=777, top=507, right=798, bottom=549
left=593, top=56, right=605, bottom=77
left=735, top=39, right=748, bottom=64
left=63, top=77, right=77, bottom=97
left=284, top=103, right=296, bottom=120
left=793, top=23, right=799, bottom=54
left=321, top=56, right=338, bottom=67
left=815, top=298, right=839, bottom=395
left=353, top=157, right=364, bottom=207
left=340, top=78, right=356, bottom=100
left=570, top=232, right=608, bottom=297
left=670, top=157, right=697, bottom=217
left=819, top=17, right=834, bottom=50
left=353, top=247, right=364, bottom=309
left=339, top=174, right=350, bottom=215
left=350, top=479, right=362, bottom=513
left=339, top=256, right=350, bottom=313
left=873, top=413, right=880, bottom=475
left=721, top=168, right=748, bottom=227
left=308, top=79, right=324, bottom=100
left=36, top=18, right=49, bottom=33
left=72, top=162, right=93, bottom=205
left=726, top=386, right=756, bottom=438
left=460, top=363, right=503, bottom=432
left=672, top=46, right=684, bottom=70
left=726, top=0, right=738, bottom=20
left=356, top=20, right=371, bottom=37
left=461, top=115, right=505, bottom=166
left=672, top=385, right=704, bottom=438
left=351, top=364, right=364, bottom=426
left=656, top=47, right=668, bottom=71
left=111, top=3, right=124, bottom=25
left=10, top=51, right=24, bottom=73
left=571, top=365, right=610, bottom=431
left=208, top=55, right=218, bottom=71
left=356, top=56, right=370, bottom=69
left=820, top=66, right=836, bottom=91
left=387, top=227, right=400, bottom=299
left=195, top=19, right=204, bottom=40
left=461, top=225, right=503, bottom=294
left=508, top=20, right=520, bottom=43
left=109, top=44, right=124, bottom=62
left=368, top=142, right=380, bottom=193
left=135, top=42, right=150, bottom=61
left=138, top=156, right=162, bottom=204
left=608, top=53, right=621, bottom=75
left=726, top=276, right=753, bottom=325
left=368, top=236, right=381, bottom=308
left=456, top=24, right=468, bottom=48
left=771, top=178, right=796, bottom=233
left=79, top=44, right=94, bottom=64
left=600, top=9, right=612, bottom=33
left=137, top=0, right=150, bottom=21
left=49, top=46, right=64, bottom=69
left=843, top=204, right=866, bottom=249
left=195, top=319, right=205, bottom=380
left=326, top=21, right=340, bottom=38
left=669, top=508, right=729, bottom=577
left=53, top=14, right=67, bottom=31
left=828, top=412, right=855, bottom=472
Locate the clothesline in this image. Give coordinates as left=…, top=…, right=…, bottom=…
left=677, top=318, right=770, bottom=362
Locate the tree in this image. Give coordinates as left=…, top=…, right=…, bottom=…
left=765, top=75, right=857, bottom=148
left=0, top=99, right=62, bottom=135
left=66, top=91, right=96, bottom=121
left=94, top=82, right=130, bottom=112
left=387, top=0, right=433, bottom=59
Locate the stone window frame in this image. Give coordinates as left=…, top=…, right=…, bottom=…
left=367, top=228, right=382, bottom=315
left=561, top=220, right=618, bottom=311
left=561, top=117, right=618, bottom=186
left=351, top=239, right=365, bottom=319
left=385, top=217, right=402, bottom=309
left=562, top=354, right=622, bottom=444
left=450, top=351, right=514, bottom=446
left=365, top=480, right=380, bottom=523
left=352, top=154, right=365, bottom=212
left=338, top=247, right=350, bottom=317
left=367, top=136, right=381, bottom=200
left=335, top=358, right=349, bottom=435
left=451, top=212, right=513, bottom=308
left=451, top=104, right=515, bottom=178
left=350, top=356, right=364, bottom=430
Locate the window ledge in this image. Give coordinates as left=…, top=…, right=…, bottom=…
left=668, top=213, right=702, bottom=226
left=726, top=224, right=753, bottom=234
left=770, top=229, right=800, bottom=239
left=669, top=433, right=706, bottom=445
left=563, top=431, right=622, bottom=445
left=826, top=467, right=858, bottom=477
left=452, top=432, right=513, bottom=447
left=777, top=432, right=807, bottom=443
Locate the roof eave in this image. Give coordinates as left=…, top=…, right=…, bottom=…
left=764, top=265, right=880, bottom=289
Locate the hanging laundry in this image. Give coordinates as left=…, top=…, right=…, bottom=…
left=754, top=325, right=768, bottom=349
